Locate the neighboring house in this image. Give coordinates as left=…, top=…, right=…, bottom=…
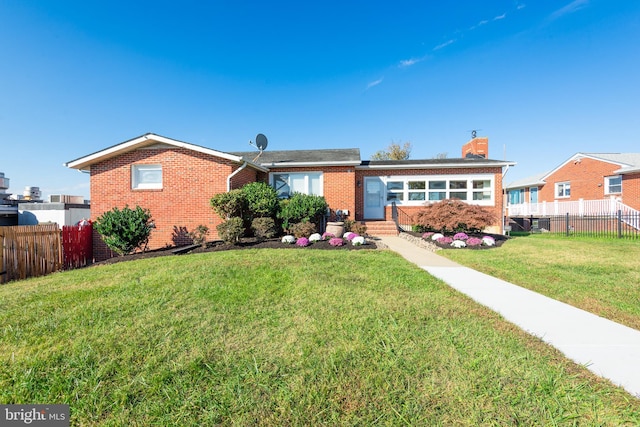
left=505, top=152, right=640, bottom=220
left=65, top=133, right=515, bottom=260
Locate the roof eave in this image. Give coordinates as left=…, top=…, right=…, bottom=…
left=261, top=161, right=361, bottom=168
left=356, top=161, right=516, bottom=170
left=65, top=133, right=246, bottom=171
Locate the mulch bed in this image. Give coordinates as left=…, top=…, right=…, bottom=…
left=93, top=236, right=378, bottom=266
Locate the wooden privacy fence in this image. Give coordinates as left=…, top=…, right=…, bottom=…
left=0, top=223, right=94, bottom=284
left=0, top=224, right=63, bottom=283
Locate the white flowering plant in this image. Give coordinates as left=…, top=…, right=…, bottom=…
left=281, top=235, right=295, bottom=244
left=309, top=233, right=322, bottom=242
left=352, top=236, right=366, bottom=246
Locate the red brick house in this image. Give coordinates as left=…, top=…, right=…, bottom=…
left=66, top=133, right=514, bottom=259
left=506, top=152, right=640, bottom=219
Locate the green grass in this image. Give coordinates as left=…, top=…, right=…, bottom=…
left=440, top=234, right=640, bottom=331
left=1, top=249, right=639, bottom=425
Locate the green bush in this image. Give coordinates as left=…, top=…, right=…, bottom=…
left=242, top=182, right=279, bottom=221
left=216, top=217, right=245, bottom=243
left=251, top=217, right=277, bottom=240
left=277, top=193, right=328, bottom=232
left=289, top=221, right=317, bottom=238
left=210, top=190, right=246, bottom=220
left=188, top=225, right=209, bottom=247
left=94, top=205, right=154, bottom=255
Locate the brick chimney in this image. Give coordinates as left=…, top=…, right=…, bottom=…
left=462, top=136, right=488, bottom=158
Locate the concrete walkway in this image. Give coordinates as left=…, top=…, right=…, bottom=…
left=376, top=235, right=640, bottom=398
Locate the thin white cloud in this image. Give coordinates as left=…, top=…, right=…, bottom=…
left=517, top=3, right=526, bottom=10
left=366, top=78, right=384, bottom=90
left=433, top=39, right=455, bottom=51
left=549, top=0, right=589, bottom=21
left=398, top=55, right=429, bottom=68
left=493, top=13, right=506, bottom=21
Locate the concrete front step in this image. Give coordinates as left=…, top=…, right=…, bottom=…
left=361, top=220, right=399, bottom=236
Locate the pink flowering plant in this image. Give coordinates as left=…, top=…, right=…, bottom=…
left=466, top=237, right=483, bottom=247
left=322, top=232, right=335, bottom=240
left=437, top=236, right=453, bottom=244
left=329, top=237, right=344, bottom=247
left=296, top=237, right=310, bottom=247
left=453, top=232, right=469, bottom=241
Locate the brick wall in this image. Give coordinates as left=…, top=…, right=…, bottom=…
left=90, top=148, right=257, bottom=260
left=354, top=167, right=505, bottom=229
left=623, top=172, right=640, bottom=210
left=538, top=157, right=621, bottom=202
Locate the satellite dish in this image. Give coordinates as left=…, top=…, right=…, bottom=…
left=255, top=133, right=268, bottom=151
left=249, top=133, right=268, bottom=152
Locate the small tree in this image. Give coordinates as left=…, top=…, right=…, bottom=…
left=371, top=141, right=412, bottom=160
left=414, top=199, right=496, bottom=233
left=94, top=205, right=154, bottom=255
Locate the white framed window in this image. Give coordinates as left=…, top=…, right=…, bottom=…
left=605, top=175, right=622, bottom=194
left=386, top=181, right=404, bottom=201
left=385, top=175, right=495, bottom=206
left=508, top=189, right=524, bottom=205
left=132, top=164, right=162, bottom=189
left=529, top=187, right=538, bottom=203
left=272, top=172, right=323, bottom=198
left=555, top=182, right=570, bottom=198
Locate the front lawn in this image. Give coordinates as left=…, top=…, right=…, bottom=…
left=439, top=234, right=640, bottom=330
left=1, top=249, right=638, bottom=425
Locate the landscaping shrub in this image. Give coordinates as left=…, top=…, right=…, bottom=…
left=414, top=199, right=496, bottom=233
left=210, top=189, right=246, bottom=220
left=345, top=219, right=367, bottom=235
left=242, top=182, right=279, bottom=221
left=289, top=221, right=317, bottom=238
left=216, top=217, right=245, bottom=243
left=251, top=217, right=277, bottom=240
left=188, top=224, right=209, bottom=247
left=94, top=205, right=154, bottom=255
left=277, top=193, right=328, bottom=231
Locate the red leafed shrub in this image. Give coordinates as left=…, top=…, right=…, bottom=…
left=414, top=199, right=496, bottom=233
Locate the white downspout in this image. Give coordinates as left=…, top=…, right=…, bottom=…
left=227, top=162, right=248, bottom=192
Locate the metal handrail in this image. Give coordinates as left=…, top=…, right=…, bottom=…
left=391, top=202, right=413, bottom=232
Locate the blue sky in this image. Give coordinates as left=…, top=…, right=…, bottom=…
left=1, top=0, right=639, bottom=200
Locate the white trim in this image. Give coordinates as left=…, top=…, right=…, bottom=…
left=65, top=133, right=268, bottom=173
left=265, top=161, right=360, bottom=168
left=357, top=161, right=515, bottom=170
left=541, top=152, right=629, bottom=182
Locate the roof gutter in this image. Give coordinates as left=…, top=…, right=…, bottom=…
left=227, top=162, right=248, bottom=192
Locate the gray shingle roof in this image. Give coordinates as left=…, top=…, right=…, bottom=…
left=231, top=148, right=361, bottom=165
